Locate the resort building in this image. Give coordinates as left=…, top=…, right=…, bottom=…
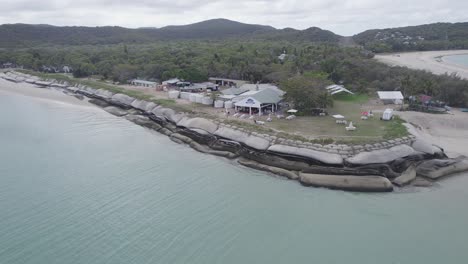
left=239, top=83, right=285, bottom=96
left=130, top=79, right=158, bottom=88
left=233, top=88, right=283, bottom=115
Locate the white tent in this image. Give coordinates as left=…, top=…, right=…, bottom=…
left=326, top=85, right=354, bottom=95
left=287, top=109, right=298, bottom=113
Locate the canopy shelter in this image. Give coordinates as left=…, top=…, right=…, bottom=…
left=326, top=84, right=354, bottom=95
left=162, top=78, right=181, bottom=86
left=377, top=91, right=404, bottom=104
left=234, top=88, right=283, bottom=115
left=332, top=114, right=345, bottom=119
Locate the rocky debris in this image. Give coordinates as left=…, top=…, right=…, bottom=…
left=170, top=133, right=193, bottom=144
left=214, top=126, right=271, bottom=151
left=88, top=98, right=109, bottom=108
left=130, top=100, right=158, bottom=113
left=103, top=106, right=128, bottom=117
left=125, top=115, right=162, bottom=131
left=299, top=173, right=393, bottom=192
left=392, top=165, right=417, bottom=187
left=416, top=157, right=468, bottom=179
left=151, top=107, right=181, bottom=123
left=188, top=140, right=238, bottom=159
left=346, top=145, right=415, bottom=165
left=411, top=139, right=441, bottom=155
left=411, top=177, right=433, bottom=187
left=66, top=86, right=80, bottom=93
left=110, top=93, right=135, bottom=109
left=159, top=128, right=173, bottom=136
left=238, top=158, right=299, bottom=180
left=267, top=144, right=343, bottom=165
left=167, top=112, right=185, bottom=124
left=177, top=117, right=219, bottom=134
left=94, top=89, right=114, bottom=100
left=77, top=87, right=96, bottom=97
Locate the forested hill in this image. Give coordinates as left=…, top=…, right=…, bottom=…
left=353, top=22, right=468, bottom=52
left=0, top=19, right=341, bottom=48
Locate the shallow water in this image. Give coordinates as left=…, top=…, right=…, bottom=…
left=444, top=54, right=468, bottom=68
left=1, top=90, right=468, bottom=264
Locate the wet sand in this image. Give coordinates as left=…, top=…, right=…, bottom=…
left=375, top=50, right=468, bottom=79
left=0, top=75, right=93, bottom=108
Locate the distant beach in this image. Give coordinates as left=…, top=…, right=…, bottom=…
left=375, top=50, right=468, bottom=80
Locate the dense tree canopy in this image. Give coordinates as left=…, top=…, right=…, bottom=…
left=280, top=75, right=333, bottom=113
left=1, top=40, right=467, bottom=107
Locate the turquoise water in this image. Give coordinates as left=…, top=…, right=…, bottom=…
left=443, top=54, right=468, bottom=68
left=1, top=90, right=468, bottom=264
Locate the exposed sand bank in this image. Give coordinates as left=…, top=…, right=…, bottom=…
left=399, top=110, right=468, bottom=158
left=0, top=76, right=93, bottom=108
left=375, top=50, right=468, bottom=79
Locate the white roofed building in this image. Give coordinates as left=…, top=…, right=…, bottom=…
left=377, top=91, right=404, bottom=104
left=233, top=88, right=283, bottom=115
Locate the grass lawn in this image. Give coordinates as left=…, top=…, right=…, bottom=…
left=250, top=93, right=409, bottom=144
left=16, top=70, right=407, bottom=144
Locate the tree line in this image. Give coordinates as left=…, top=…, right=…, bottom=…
left=1, top=40, right=467, bottom=107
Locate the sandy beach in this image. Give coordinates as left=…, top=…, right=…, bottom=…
left=399, top=110, right=468, bottom=158
left=375, top=50, right=468, bottom=79
left=0, top=75, right=93, bottom=108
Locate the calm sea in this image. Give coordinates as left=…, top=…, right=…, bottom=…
left=443, top=54, right=468, bottom=68
left=1, top=88, right=468, bottom=264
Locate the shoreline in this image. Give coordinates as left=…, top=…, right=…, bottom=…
left=2, top=70, right=468, bottom=192
left=375, top=50, right=468, bottom=79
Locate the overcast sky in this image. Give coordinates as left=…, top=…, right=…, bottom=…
left=1, top=0, right=467, bottom=35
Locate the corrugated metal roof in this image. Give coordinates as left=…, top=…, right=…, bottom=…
left=221, top=87, right=249, bottom=95
left=377, top=91, right=404, bottom=100
left=234, top=88, right=283, bottom=104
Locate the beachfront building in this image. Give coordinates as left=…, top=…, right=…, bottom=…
left=208, top=77, right=248, bottom=88
left=131, top=79, right=158, bottom=88
left=239, top=83, right=285, bottom=96
left=233, top=88, right=283, bottom=115
left=377, top=91, right=404, bottom=104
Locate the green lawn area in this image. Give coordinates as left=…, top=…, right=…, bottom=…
left=16, top=70, right=407, bottom=144
left=253, top=94, right=408, bottom=144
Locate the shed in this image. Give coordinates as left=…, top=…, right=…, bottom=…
left=377, top=91, right=404, bottom=104
left=131, top=79, right=157, bottom=88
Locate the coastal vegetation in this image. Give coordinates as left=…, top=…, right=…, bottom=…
left=354, top=22, right=468, bottom=52
left=1, top=19, right=467, bottom=109
left=4, top=40, right=467, bottom=107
